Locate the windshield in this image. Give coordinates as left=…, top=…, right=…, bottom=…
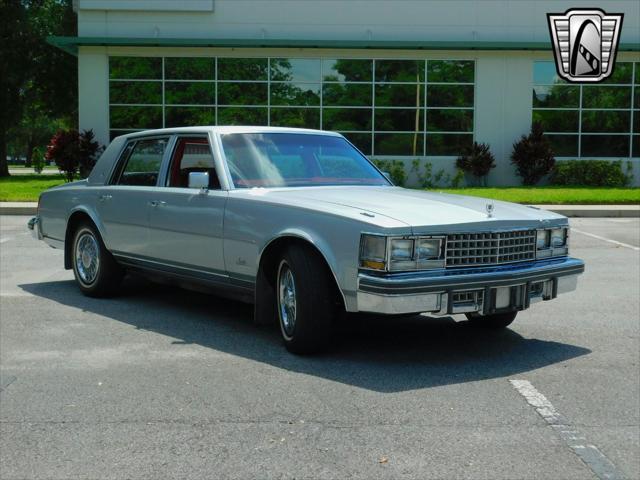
left=220, top=133, right=390, bottom=188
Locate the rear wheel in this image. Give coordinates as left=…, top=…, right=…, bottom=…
left=72, top=222, right=123, bottom=297
left=276, top=244, right=335, bottom=354
left=465, top=311, right=517, bottom=329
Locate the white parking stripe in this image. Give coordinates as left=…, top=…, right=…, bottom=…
left=572, top=228, right=640, bottom=251
left=510, top=379, right=624, bottom=480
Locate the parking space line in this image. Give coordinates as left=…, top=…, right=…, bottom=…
left=572, top=228, right=639, bottom=251
left=510, top=379, right=624, bottom=480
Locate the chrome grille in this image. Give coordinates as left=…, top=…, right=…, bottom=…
left=446, top=230, right=536, bottom=267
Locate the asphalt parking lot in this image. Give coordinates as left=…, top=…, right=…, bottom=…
left=1, top=216, right=638, bottom=480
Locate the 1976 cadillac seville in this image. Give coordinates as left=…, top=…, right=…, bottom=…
left=29, top=126, right=584, bottom=353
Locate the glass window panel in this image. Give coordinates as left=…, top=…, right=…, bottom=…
left=427, top=85, right=474, bottom=107
left=110, top=81, right=161, bottom=105
left=581, top=135, right=630, bottom=157
left=581, top=110, right=630, bottom=133
left=582, top=86, right=631, bottom=109
left=322, top=108, right=372, bottom=131
left=533, top=61, right=565, bottom=85
left=322, top=83, right=372, bottom=106
left=427, top=109, right=473, bottom=132
left=532, top=110, right=579, bottom=132
left=375, top=60, right=424, bottom=83
left=270, top=58, right=321, bottom=82
left=374, top=108, right=424, bottom=132
left=375, top=83, right=424, bottom=107
left=217, top=107, right=268, bottom=125
left=218, top=82, right=268, bottom=105
left=270, top=107, right=320, bottom=129
left=165, top=107, right=215, bottom=127
left=271, top=82, right=321, bottom=106
left=117, top=138, right=168, bottom=187
left=165, top=82, right=215, bottom=105
left=340, top=132, right=372, bottom=155
left=427, top=60, right=474, bottom=83
left=218, top=58, right=268, bottom=81
left=545, top=134, right=579, bottom=157
left=426, top=133, right=473, bottom=156
left=164, top=58, right=214, bottom=80
left=634, top=90, right=640, bottom=109
left=374, top=133, right=424, bottom=155
left=532, top=85, right=580, bottom=108
left=322, top=59, right=372, bottom=82
left=109, top=57, right=161, bottom=79
left=634, top=111, right=640, bottom=134
left=602, top=62, right=633, bottom=84
left=110, top=106, right=162, bottom=129
left=633, top=135, right=639, bottom=157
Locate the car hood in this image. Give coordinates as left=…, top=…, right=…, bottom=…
left=262, top=186, right=566, bottom=231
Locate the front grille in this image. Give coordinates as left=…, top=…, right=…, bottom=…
left=446, top=230, right=536, bottom=267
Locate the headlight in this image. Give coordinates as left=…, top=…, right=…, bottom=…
left=536, top=229, right=550, bottom=250
left=416, top=238, right=441, bottom=260
left=360, top=234, right=445, bottom=271
left=359, top=234, right=387, bottom=270
left=550, top=228, right=566, bottom=247
left=390, top=239, right=414, bottom=260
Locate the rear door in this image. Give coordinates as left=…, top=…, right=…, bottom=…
left=97, top=136, right=169, bottom=257
left=145, top=134, right=228, bottom=280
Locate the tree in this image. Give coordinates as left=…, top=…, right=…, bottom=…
left=510, top=122, right=556, bottom=186
left=0, top=0, right=77, bottom=177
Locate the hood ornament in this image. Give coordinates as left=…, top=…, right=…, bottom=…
left=486, top=202, right=495, bottom=218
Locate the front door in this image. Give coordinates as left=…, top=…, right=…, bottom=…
left=146, top=136, right=228, bottom=281
left=97, top=136, right=169, bottom=258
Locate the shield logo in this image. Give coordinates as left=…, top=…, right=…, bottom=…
left=547, top=8, right=623, bottom=83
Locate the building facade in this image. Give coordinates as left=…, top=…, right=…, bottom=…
left=53, top=0, right=640, bottom=185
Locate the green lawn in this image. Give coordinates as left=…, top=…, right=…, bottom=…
left=431, top=187, right=640, bottom=205
left=0, top=174, right=66, bottom=202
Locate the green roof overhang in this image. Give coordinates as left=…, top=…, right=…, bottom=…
left=48, top=35, right=640, bottom=56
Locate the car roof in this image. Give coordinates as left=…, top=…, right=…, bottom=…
left=117, top=126, right=343, bottom=140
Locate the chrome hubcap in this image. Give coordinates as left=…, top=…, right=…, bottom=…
left=278, top=265, right=296, bottom=337
left=75, top=232, right=100, bottom=285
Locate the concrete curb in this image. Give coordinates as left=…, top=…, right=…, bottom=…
left=0, top=202, right=638, bottom=217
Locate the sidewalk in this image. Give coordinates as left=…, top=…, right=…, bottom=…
left=0, top=202, right=638, bottom=217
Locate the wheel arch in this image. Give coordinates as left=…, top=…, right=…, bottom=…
left=253, top=232, right=346, bottom=325
left=64, top=208, right=107, bottom=270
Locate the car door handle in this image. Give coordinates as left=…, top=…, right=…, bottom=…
left=148, top=200, right=167, bottom=207
left=98, top=194, right=112, bottom=202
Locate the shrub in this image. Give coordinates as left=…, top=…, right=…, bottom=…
left=455, top=142, right=496, bottom=186
left=372, top=159, right=406, bottom=186
left=510, top=122, right=555, bottom=185
left=32, top=146, right=45, bottom=174
left=46, top=129, right=103, bottom=182
left=411, top=159, right=465, bottom=188
left=551, top=160, right=633, bottom=187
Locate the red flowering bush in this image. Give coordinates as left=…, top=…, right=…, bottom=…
left=46, top=129, right=103, bottom=182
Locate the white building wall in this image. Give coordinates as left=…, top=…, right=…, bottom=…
left=78, top=49, right=109, bottom=147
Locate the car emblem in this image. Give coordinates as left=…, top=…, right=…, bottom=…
left=486, top=203, right=495, bottom=218
left=547, top=8, right=623, bottom=83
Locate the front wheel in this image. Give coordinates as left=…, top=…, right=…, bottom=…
left=72, top=222, right=123, bottom=297
left=276, top=244, right=335, bottom=354
left=465, top=311, right=517, bottom=329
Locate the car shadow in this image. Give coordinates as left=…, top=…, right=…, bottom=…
left=20, top=277, right=591, bottom=393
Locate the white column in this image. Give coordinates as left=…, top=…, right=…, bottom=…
left=475, top=54, right=533, bottom=186
left=78, top=47, right=109, bottom=147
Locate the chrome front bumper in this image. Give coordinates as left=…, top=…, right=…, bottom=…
left=28, top=216, right=43, bottom=240
left=356, top=257, right=584, bottom=315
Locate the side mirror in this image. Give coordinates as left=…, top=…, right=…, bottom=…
left=188, top=171, right=209, bottom=193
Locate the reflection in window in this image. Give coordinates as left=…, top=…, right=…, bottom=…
left=108, top=56, right=476, bottom=156
left=532, top=61, right=638, bottom=158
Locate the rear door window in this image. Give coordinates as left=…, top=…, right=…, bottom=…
left=114, top=137, right=168, bottom=186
